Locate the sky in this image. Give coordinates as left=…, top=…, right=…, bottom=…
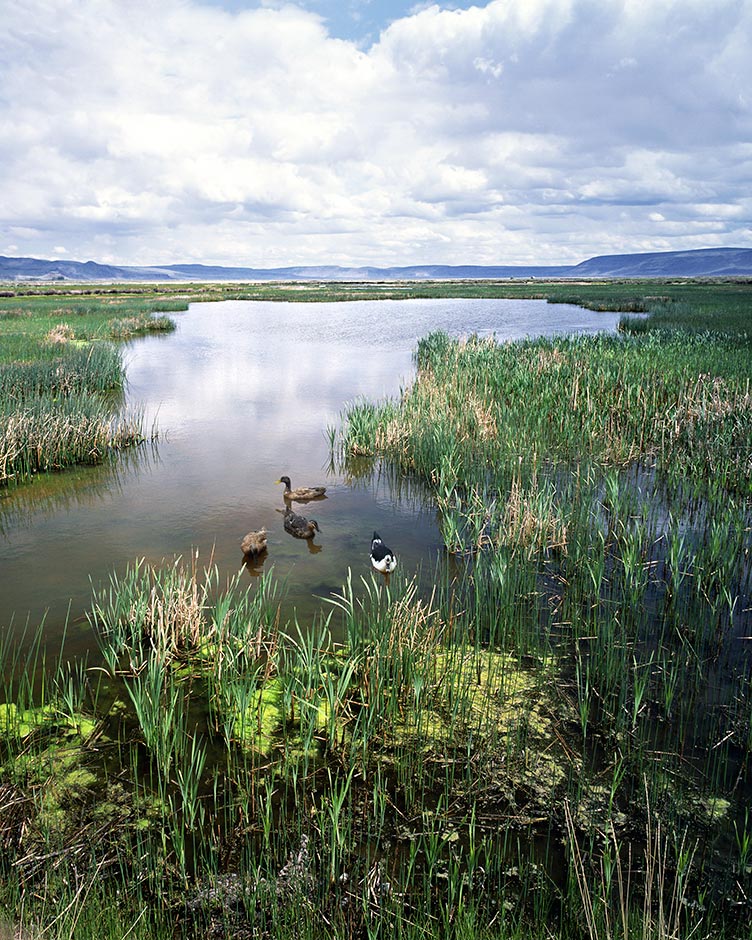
left=2, top=0, right=751, bottom=268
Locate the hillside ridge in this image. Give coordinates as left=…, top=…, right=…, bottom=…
left=1, top=247, right=751, bottom=282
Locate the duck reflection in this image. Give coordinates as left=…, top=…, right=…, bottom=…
left=243, top=547, right=269, bottom=577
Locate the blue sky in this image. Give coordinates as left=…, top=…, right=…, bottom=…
left=2, top=0, right=751, bottom=267
left=200, top=0, right=441, bottom=44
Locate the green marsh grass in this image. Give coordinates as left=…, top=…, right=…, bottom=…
left=0, top=291, right=174, bottom=487
left=1, top=278, right=752, bottom=937
left=0, top=393, right=147, bottom=484
left=332, top=293, right=752, bottom=934
left=2, top=554, right=746, bottom=937
left=0, top=556, right=622, bottom=938
left=341, top=330, right=752, bottom=497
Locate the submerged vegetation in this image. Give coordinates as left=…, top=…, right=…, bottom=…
left=1, top=277, right=751, bottom=937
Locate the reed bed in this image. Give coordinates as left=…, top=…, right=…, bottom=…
left=0, top=396, right=147, bottom=483
left=0, top=344, right=149, bottom=485
left=107, top=311, right=176, bottom=339
left=0, top=537, right=749, bottom=938
left=341, top=330, right=752, bottom=498
left=0, top=294, right=179, bottom=345
left=331, top=315, right=752, bottom=935
left=0, top=343, right=123, bottom=401
left=0, top=562, right=538, bottom=935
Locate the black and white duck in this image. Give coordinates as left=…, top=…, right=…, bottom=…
left=370, top=532, right=397, bottom=573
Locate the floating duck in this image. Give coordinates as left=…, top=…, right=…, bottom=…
left=370, top=532, right=397, bottom=573
left=276, top=475, right=327, bottom=501
left=283, top=505, right=321, bottom=540
left=241, top=527, right=268, bottom=556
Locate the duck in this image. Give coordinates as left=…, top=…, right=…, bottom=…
left=276, top=475, right=327, bottom=502
left=370, top=532, right=397, bottom=573
left=283, top=505, right=321, bottom=540
left=241, top=527, right=268, bottom=556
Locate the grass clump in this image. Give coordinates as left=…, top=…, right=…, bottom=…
left=107, top=312, right=176, bottom=339
left=0, top=387, right=146, bottom=485
left=0, top=304, right=164, bottom=486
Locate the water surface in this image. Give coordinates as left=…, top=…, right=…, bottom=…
left=0, top=298, right=623, bottom=649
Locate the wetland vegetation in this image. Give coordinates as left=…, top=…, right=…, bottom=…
left=0, top=277, right=751, bottom=938
left=0, top=291, right=177, bottom=486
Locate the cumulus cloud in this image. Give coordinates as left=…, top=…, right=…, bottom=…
left=1, top=0, right=750, bottom=266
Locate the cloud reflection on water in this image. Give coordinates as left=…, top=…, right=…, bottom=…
left=0, top=298, right=623, bottom=641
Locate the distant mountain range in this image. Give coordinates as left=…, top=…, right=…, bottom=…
left=2, top=247, right=752, bottom=283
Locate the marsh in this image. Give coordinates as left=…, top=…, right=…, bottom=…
left=0, top=296, right=621, bottom=648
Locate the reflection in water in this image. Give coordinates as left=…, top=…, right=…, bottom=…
left=340, top=455, right=436, bottom=511
left=0, top=441, right=161, bottom=536
left=0, top=297, right=624, bottom=646
left=284, top=493, right=328, bottom=506
left=242, top=547, right=269, bottom=578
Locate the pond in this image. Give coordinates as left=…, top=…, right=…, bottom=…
left=0, top=297, right=624, bottom=653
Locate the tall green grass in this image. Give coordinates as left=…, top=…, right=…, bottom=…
left=331, top=308, right=752, bottom=935
left=0, top=342, right=123, bottom=400
left=0, top=341, right=148, bottom=485
left=0, top=545, right=749, bottom=938
left=0, top=293, right=179, bottom=347
left=340, top=330, right=751, bottom=498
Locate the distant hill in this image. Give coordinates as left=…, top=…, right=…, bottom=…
left=569, top=247, right=752, bottom=278
left=0, top=256, right=160, bottom=282
left=153, top=262, right=572, bottom=280
left=1, top=247, right=751, bottom=283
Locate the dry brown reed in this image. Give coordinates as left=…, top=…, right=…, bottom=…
left=564, top=787, right=699, bottom=940
left=502, top=477, right=569, bottom=554
left=133, top=554, right=211, bottom=661
left=43, top=323, right=75, bottom=345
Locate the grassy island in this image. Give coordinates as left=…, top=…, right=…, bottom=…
left=0, top=291, right=180, bottom=485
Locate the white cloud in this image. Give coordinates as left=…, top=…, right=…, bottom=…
left=0, top=0, right=750, bottom=266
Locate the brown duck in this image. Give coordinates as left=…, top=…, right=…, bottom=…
left=276, top=475, right=326, bottom=501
